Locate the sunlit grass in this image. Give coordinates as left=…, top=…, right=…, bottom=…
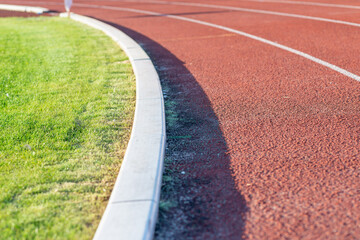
left=0, top=17, right=135, bottom=239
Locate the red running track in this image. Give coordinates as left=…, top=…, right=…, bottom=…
left=4, top=0, right=360, bottom=239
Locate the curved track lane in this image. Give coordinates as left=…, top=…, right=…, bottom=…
left=4, top=0, right=360, bottom=239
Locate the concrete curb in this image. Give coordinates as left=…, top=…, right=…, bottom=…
left=0, top=4, right=48, bottom=14
left=1, top=4, right=165, bottom=239
left=59, top=13, right=166, bottom=240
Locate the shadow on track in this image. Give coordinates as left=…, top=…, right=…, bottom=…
left=101, top=20, right=248, bottom=239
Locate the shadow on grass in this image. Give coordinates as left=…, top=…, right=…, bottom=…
left=100, top=20, right=248, bottom=239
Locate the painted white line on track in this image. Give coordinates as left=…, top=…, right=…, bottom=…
left=103, top=0, right=360, bottom=28
left=242, top=0, right=360, bottom=10
left=5, top=0, right=360, bottom=28
left=74, top=3, right=360, bottom=82
left=5, top=1, right=360, bottom=80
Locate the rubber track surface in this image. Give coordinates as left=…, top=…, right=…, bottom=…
left=4, top=0, right=360, bottom=239
left=0, top=9, right=39, bottom=17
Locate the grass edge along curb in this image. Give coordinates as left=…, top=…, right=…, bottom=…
left=59, top=13, right=166, bottom=240
left=0, top=4, right=48, bottom=14
left=0, top=17, right=135, bottom=239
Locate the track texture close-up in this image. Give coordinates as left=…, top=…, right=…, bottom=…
left=0, top=9, right=38, bottom=17
left=3, top=0, right=360, bottom=239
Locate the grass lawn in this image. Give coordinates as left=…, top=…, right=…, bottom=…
left=0, top=17, right=135, bottom=239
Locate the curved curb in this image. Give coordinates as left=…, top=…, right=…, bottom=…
left=0, top=4, right=48, bottom=14
left=59, top=13, right=166, bottom=240
left=0, top=3, right=165, bottom=239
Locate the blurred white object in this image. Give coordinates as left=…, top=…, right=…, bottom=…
left=64, top=0, right=72, bottom=12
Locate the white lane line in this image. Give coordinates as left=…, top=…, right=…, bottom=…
left=75, top=3, right=360, bottom=82
left=101, top=0, right=360, bottom=28
left=5, top=0, right=360, bottom=28
left=242, top=0, right=360, bottom=10
left=6, top=0, right=360, bottom=82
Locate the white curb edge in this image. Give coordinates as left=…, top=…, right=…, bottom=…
left=0, top=4, right=48, bottom=14
left=0, top=4, right=165, bottom=239
left=59, top=13, right=166, bottom=240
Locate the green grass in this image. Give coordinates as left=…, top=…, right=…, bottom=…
left=0, top=17, right=135, bottom=239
